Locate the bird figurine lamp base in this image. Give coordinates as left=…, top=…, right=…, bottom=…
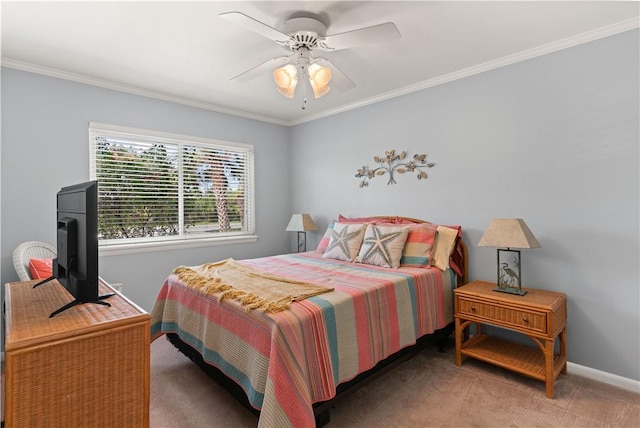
left=494, top=248, right=527, bottom=296
left=297, top=231, right=307, bottom=252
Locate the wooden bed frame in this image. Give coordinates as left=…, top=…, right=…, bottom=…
left=164, top=221, right=468, bottom=427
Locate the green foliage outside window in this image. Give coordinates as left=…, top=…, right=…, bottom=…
left=93, top=134, right=248, bottom=242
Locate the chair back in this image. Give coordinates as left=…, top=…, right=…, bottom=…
left=13, top=241, right=57, bottom=281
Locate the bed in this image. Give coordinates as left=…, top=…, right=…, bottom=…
left=150, top=216, right=467, bottom=427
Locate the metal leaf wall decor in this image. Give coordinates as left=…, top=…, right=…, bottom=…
left=355, top=149, right=435, bottom=187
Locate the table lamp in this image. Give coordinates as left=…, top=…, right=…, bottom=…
left=286, top=214, right=317, bottom=252
left=477, top=218, right=541, bottom=295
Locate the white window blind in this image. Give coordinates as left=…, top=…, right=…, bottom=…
left=89, top=123, right=255, bottom=250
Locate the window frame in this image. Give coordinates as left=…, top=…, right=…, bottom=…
left=89, top=122, right=257, bottom=255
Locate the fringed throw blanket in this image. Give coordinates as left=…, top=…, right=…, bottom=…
left=172, top=258, right=334, bottom=313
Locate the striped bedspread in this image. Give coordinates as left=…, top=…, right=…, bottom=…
left=151, top=251, right=457, bottom=428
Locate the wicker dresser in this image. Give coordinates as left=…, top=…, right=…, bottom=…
left=4, top=279, right=150, bottom=427
left=454, top=280, right=567, bottom=398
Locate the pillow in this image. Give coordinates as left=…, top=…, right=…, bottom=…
left=399, top=223, right=438, bottom=268
left=357, top=224, right=409, bottom=268
left=315, top=221, right=336, bottom=253
left=322, top=223, right=366, bottom=262
left=447, top=226, right=464, bottom=278
left=431, top=225, right=459, bottom=271
left=29, top=257, right=53, bottom=280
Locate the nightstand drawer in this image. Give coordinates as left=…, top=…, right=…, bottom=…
left=458, top=297, right=547, bottom=334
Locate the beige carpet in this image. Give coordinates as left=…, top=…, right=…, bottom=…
left=150, top=336, right=640, bottom=427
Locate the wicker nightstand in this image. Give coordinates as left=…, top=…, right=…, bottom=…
left=454, top=280, right=567, bottom=398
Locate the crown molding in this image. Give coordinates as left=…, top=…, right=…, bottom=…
left=0, top=58, right=290, bottom=127
left=2, top=17, right=637, bottom=128
left=290, top=17, right=640, bottom=126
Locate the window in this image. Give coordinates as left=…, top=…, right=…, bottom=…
left=90, top=123, right=256, bottom=252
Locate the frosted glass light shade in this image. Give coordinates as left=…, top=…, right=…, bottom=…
left=309, top=63, right=331, bottom=98
left=273, top=64, right=298, bottom=98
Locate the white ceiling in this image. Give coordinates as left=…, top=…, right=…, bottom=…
left=2, top=1, right=638, bottom=126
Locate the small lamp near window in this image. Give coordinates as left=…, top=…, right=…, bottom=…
left=286, top=214, right=317, bottom=252
left=478, top=218, right=541, bottom=296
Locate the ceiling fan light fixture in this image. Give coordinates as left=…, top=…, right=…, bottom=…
left=273, top=64, right=298, bottom=98
left=309, top=63, right=331, bottom=85
left=308, top=62, right=331, bottom=99
left=310, top=82, right=330, bottom=99
left=276, top=84, right=297, bottom=98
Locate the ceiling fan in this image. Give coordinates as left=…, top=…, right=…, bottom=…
left=219, top=11, right=401, bottom=108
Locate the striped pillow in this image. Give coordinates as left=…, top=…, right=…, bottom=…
left=398, top=223, right=438, bottom=268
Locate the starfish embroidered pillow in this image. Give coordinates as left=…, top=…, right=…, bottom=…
left=357, top=225, right=410, bottom=268
left=322, top=222, right=366, bottom=262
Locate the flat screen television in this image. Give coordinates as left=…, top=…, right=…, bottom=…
left=34, top=180, right=114, bottom=317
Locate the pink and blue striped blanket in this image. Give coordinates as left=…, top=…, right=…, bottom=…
left=151, top=251, right=457, bottom=427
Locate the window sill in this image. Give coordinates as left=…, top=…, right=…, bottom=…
left=99, top=235, right=259, bottom=256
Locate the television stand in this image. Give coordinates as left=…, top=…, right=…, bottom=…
left=4, top=278, right=150, bottom=427
left=32, top=275, right=55, bottom=288
left=49, top=292, right=116, bottom=318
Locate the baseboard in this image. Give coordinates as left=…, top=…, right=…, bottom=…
left=568, top=361, right=640, bottom=394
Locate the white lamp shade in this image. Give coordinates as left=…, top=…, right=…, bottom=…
left=286, top=214, right=317, bottom=232
left=478, top=218, right=541, bottom=249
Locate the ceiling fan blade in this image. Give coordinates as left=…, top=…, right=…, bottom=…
left=313, top=58, right=355, bottom=92
left=231, top=56, right=290, bottom=83
left=318, top=22, right=400, bottom=51
left=219, top=11, right=290, bottom=45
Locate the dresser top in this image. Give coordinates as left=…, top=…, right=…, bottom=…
left=5, top=279, right=149, bottom=351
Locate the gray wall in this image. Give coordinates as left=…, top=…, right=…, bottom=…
left=1, top=68, right=292, bottom=315
left=290, top=30, right=639, bottom=381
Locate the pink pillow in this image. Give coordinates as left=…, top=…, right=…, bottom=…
left=29, top=258, right=53, bottom=279
left=338, top=214, right=377, bottom=223
left=315, top=221, right=336, bottom=253
left=338, top=214, right=393, bottom=226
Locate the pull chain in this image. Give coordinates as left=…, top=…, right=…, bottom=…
left=301, top=64, right=308, bottom=110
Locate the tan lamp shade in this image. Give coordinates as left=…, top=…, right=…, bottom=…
left=478, top=218, right=541, bottom=249
left=286, top=214, right=317, bottom=232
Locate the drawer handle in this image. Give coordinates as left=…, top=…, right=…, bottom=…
left=470, top=305, right=476, bottom=312
left=522, top=316, right=529, bottom=323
